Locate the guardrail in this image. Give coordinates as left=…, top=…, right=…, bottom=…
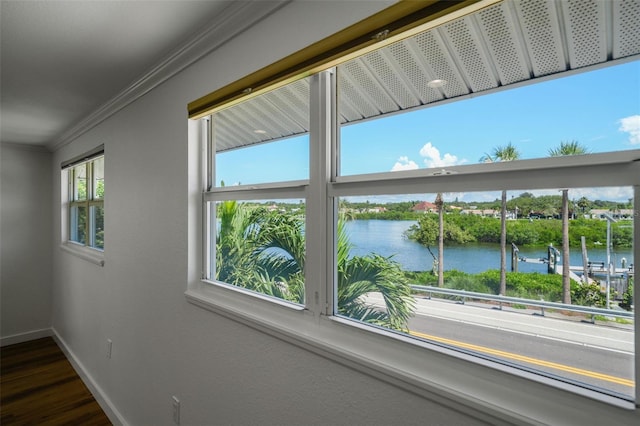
left=410, top=285, right=634, bottom=321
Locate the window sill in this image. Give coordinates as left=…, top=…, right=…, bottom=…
left=60, top=242, right=104, bottom=266
left=186, top=281, right=636, bottom=425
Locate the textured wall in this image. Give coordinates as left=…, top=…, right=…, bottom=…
left=47, top=2, right=485, bottom=425
left=1, top=144, right=52, bottom=340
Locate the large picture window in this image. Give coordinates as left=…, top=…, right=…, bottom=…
left=191, top=0, right=639, bottom=414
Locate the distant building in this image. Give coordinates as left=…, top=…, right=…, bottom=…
left=460, top=209, right=499, bottom=218
left=366, top=207, right=387, bottom=213
left=412, top=201, right=437, bottom=213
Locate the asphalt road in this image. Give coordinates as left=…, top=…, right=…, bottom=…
left=364, top=293, right=635, bottom=399
left=408, top=313, right=634, bottom=398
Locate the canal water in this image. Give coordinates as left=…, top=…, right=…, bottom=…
left=344, top=219, right=634, bottom=274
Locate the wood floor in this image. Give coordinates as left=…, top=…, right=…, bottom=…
left=1, top=337, right=112, bottom=425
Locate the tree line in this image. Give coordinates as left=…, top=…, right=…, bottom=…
left=340, top=193, right=632, bottom=221
left=405, top=213, right=633, bottom=248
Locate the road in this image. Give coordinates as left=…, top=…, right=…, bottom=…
left=364, top=294, right=635, bottom=399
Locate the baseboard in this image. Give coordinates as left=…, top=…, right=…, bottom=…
left=0, top=328, right=53, bottom=347
left=52, top=329, right=128, bottom=426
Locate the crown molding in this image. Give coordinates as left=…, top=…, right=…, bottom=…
left=48, top=1, right=290, bottom=152
left=2, top=141, right=51, bottom=153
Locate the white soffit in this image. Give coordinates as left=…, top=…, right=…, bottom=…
left=215, top=0, right=640, bottom=153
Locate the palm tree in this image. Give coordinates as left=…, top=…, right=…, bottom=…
left=577, top=196, right=590, bottom=215
left=549, top=141, right=589, bottom=304
left=480, top=143, right=521, bottom=296
left=434, top=193, right=444, bottom=287
left=216, top=201, right=304, bottom=300
left=336, top=219, right=415, bottom=331
left=547, top=140, right=588, bottom=157
left=216, top=202, right=415, bottom=331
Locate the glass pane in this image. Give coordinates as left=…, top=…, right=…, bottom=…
left=213, top=77, right=310, bottom=186
left=213, top=199, right=305, bottom=304
left=73, top=164, right=87, bottom=201
left=90, top=205, right=104, bottom=250
left=70, top=205, right=87, bottom=244
left=338, top=47, right=639, bottom=176
left=336, top=186, right=634, bottom=399
left=93, top=157, right=105, bottom=199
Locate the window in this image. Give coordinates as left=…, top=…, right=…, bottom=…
left=328, top=7, right=638, bottom=400
left=65, top=152, right=104, bottom=251
left=334, top=185, right=635, bottom=400
left=190, top=0, right=639, bottom=417
left=202, top=77, right=310, bottom=304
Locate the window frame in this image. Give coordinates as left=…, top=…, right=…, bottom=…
left=60, top=149, right=105, bottom=266
left=186, top=0, right=640, bottom=421
left=191, top=68, right=640, bottom=417
left=200, top=111, right=311, bottom=308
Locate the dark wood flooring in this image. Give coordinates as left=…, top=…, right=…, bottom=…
left=1, top=337, right=112, bottom=425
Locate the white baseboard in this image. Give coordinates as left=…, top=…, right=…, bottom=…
left=0, top=328, right=53, bottom=347
left=51, top=329, right=128, bottom=426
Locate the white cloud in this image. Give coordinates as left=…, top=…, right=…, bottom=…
left=419, top=142, right=466, bottom=168
left=391, top=156, right=419, bottom=171
left=619, top=115, right=640, bottom=145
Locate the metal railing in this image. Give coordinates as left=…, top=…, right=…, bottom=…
left=410, top=285, right=634, bottom=321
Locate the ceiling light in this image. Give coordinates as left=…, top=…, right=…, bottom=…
left=427, top=79, right=447, bottom=88
left=253, top=129, right=267, bottom=134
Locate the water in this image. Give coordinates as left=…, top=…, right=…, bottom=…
left=344, top=219, right=634, bottom=274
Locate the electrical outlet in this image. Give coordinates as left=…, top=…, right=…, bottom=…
left=172, top=395, right=180, bottom=425
left=106, top=339, right=112, bottom=359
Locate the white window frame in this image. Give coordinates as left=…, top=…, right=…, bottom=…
left=60, top=149, right=105, bottom=266
left=188, top=65, right=639, bottom=422
left=199, top=87, right=313, bottom=309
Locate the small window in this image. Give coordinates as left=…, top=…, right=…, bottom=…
left=67, top=154, right=105, bottom=250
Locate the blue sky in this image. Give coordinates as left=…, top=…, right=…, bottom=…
left=217, top=60, right=639, bottom=202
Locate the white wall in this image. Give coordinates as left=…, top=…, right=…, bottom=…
left=1, top=143, right=52, bottom=342
left=47, top=2, right=486, bottom=425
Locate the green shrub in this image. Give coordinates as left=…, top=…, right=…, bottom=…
left=571, top=282, right=606, bottom=307
left=620, top=278, right=633, bottom=311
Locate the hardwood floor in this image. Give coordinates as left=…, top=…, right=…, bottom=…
left=1, top=337, right=112, bottom=425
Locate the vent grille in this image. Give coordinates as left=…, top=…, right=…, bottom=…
left=477, top=2, right=530, bottom=85
left=614, top=0, right=640, bottom=58
left=215, top=0, right=639, bottom=152
left=564, top=0, right=606, bottom=68
left=516, top=0, right=566, bottom=76
left=413, top=31, right=469, bottom=98
left=387, top=42, right=443, bottom=105
left=443, top=18, right=497, bottom=91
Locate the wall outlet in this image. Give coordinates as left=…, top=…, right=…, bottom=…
left=106, top=339, right=112, bottom=359
left=172, top=395, right=180, bottom=425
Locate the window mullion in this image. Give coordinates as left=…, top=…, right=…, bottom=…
left=205, top=116, right=213, bottom=192
left=87, top=161, right=93, bottom=247
left=634, top=183, right=639, bottom=405
left=69, top=168, right=75, bottom=202
left=204, top=116, right=214, bottom=280
left=88, top=161, right=94, bottom=200
left=305, top=70, right=334, bottom=315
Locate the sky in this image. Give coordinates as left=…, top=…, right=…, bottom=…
left=216, top=60, right=639, bottom=203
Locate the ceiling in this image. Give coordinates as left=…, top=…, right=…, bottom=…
left=215, top=0, right=640, bottom=152
left=2, top=0, right=638, bottom=152
left=0, top=0, right=286, bottom=149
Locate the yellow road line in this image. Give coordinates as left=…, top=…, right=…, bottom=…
left=409, top=330, right=635, bottom=388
